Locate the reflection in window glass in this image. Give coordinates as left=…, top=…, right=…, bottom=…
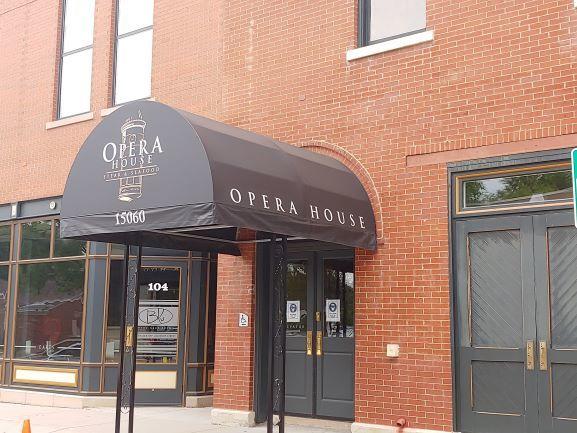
left=110, top=244, right=127, bottom=256
left=370, top=0, right=426, bottom=42
left=206, top=261, right=217, bottom=364
left=137, top=267, right=180, bottom=363
left=20, top=221, right=52, bottom=260
left=0, top=266, right=8, bottom=356
left=118, top=0, right=154, bottom=36
left=62, top=0, right=95, bottom=52
left=463, top=170, right=572, bottom=210
left=0, top=226, right=11, bottom=262
left=114, top=29, right=153, bottom=105
left=105, top=260, right=124, bottom=362
left=286, top=261, right=308, bottom=336
left=105, top=262, right=181, bottom=363
left=53, top=220, right=86, bottom=257
left=59, top=49, right=93, bottom=118
left=323, top=258, right=354, bottom=338
left=14, top=261, right=85, bottom=361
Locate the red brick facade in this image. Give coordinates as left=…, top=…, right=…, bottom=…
left=1, top=0, right=577, bottom=431
left=213, top=243, right=256, bottom=411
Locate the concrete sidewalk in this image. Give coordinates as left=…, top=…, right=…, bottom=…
left=0, top=403, right=351, bottom=433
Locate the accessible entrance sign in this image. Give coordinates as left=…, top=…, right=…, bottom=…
left=571, top=149, right=577, bottom=227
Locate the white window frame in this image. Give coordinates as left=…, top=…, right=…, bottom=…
left=57, top=0, right=95, bottom=119
left=113, top=0, right=154, bottom=106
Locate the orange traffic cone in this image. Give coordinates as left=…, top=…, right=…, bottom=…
left=22, top=419, right=31, bottom=433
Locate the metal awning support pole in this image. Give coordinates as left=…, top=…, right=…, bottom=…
left=114, top=245, right=130, bottom=433
left=267, top=235, right=288, bottom=433
left=278, top=236, right=288, bottom=433
left=128, top=246, right=142, bottom=433
left=266, top=236, right=275, bottom=433
left=114, top=245, right=142, bottom=433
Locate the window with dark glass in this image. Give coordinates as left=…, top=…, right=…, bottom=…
left=137, top=267, right=180, bottom=363
left=20, top=221, right=52, bottom=260
left=114, top=0, right=154, bottom=105
left=323, top=258, right=354, bottom=338
left=53, top=220, right=87, bottom=257
left=0, top=225, right=11, bottom=262
left=105, top=260, right=124, bottom=362
left=13, top=219, right=87, bottom=361
left=0, top=266, right=8, bottom=357
left=14, top=261, right=85, bottom=361
left=105, top=262, right=181, bottom=363
left=359, top=0, right=426, bottom=46
left=58, top=0, right=95, bottom=118
left=286, top=261, right=308, bottom=336
left=461, top=168, right=573, bottom=212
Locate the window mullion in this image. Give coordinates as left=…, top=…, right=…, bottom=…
left=63, top=44, right=93, bottom=57
left=117, top=24, right=153, bottom=40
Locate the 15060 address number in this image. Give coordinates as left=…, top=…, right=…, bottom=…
left=115, top=210, right=146, bottom=226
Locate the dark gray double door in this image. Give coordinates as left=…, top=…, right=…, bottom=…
left=455, top=211, right=577, bottom=433
left=284, top=250, right=355, bottom=419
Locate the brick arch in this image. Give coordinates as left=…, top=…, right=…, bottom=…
left=296, top=140, right=384, bottom=244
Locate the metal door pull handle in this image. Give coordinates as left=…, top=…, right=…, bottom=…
left=539, top=341, right=548, bottom=371
left=316, top=331, right=322, bottom=356
left=306, top=331, right=312, bottom=356
left=526, top=340, right=534, bottom=370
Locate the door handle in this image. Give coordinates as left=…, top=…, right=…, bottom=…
left=539, top=341, right=548, bottom=371
left=316, top=331, right=322, bottom=356
left=526, top=340, right=534, bottom=370
left=306, top=331, right=312, bottom=356
left=125, top=326, right=134, bottom=351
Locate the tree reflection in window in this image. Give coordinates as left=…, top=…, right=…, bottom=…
left=464, top=170, right=572, bottom=209
left=14, top=261, right=85, bottom=361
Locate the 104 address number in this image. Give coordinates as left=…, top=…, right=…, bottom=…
left=115, top=210, right=146, bottom=226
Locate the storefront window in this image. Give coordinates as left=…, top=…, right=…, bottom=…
left=14, top=261, right=85, bottom=361
left=0, top=225, right=11, bottom=262
left=53, top=220, right=86, bottom=257
left=20, top=221, right=51, bottom=260
left=0, top=266, right=8, bottom=356
left=105, top=260, right=124, bottom=362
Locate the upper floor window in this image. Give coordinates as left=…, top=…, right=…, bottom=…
left=58, top=0, right=95, bottom=119
left=114, top=0, right=154, bottom=105
left=359, top=0, right=426, bottom=46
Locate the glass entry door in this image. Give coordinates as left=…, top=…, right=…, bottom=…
left=285, top=253, right=315, bottom=415
left=284, top=250, right=355, bottom=420
left=135, top=262, right=187, bottom=405
left=316, top=252, right=355, bottom=419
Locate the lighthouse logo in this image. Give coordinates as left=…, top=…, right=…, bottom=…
left=102, top=111, right=163, bottom=202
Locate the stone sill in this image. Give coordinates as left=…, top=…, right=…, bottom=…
left=346, top=30, right=434, bottom=61
left=101, top=97, right=156, bottom=117
left=45, top=112, right=94, bottom=130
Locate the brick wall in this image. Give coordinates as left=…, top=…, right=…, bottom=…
left=213, top=242, right=256, bottom=411
left=1, top=0, right=577, bottom=430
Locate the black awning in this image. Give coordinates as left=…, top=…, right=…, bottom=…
left=60, top=101, right=377, bottom=255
